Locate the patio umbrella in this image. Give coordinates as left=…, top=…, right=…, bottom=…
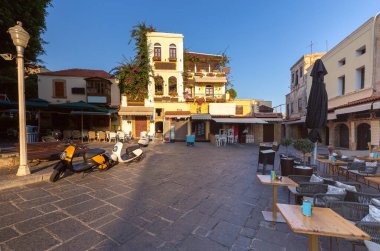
left=305, top=59, right=328, bottom=163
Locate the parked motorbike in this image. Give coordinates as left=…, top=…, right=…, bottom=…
left=111, top=142, right=143, bottom=163
left=50, top=142, right=115, bottom=182
left=138, top=131, right=149, bottom=147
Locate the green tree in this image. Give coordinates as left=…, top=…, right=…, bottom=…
left=112, top=22, right=155, bottom=101
left=227, top=88, right=237, bottom=99
left=0, top=0, right=52, bottom=100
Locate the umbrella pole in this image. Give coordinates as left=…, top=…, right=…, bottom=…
left=313, top=142, right=317, bottom=165
left=81, top=111, right=83, bottom=143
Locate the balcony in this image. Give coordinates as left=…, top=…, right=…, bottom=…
left=185, top=93, right=226, bottom=103
left=154, top=62, right=176, bottom=70
left=184, top=71, right=226, bottom=81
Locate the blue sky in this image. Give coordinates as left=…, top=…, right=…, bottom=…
left=40, top=0, right=380, bottom=111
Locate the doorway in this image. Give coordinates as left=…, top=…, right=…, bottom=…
left=357, top=123, right=371, bottom=150
left=263, top=124, right=274, bottom=142
left=134, top=116, right=147, bottom=138
left=192, top=121, right=205, bottom=140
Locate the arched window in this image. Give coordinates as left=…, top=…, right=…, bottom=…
left=154, top=76, right=163, bottom=95
left=154, top=43, right=161, bottom=61
left=169, top=76, right=177, bottom=96
left=169, top=44, right=176, bottom=61
left=205, top=85, right=214, bottom=96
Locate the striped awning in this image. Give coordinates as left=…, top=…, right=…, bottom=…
left=118, top=106, right=153, bottom=116
left=165, top=111, right=191, bottom=118
left=191, top=114, right=211, bottom=120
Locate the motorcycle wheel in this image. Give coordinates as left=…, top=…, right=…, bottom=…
left=50, top=162, right=66, bottom=182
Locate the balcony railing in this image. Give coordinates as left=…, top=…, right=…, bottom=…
left=185, top=93, right=226, bottom=103
left=184, top=71, right=226, bottom=79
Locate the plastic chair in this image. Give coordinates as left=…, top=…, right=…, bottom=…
left=109, top=132, right=117, bottom=142
left=88, top=131, right=96, bottom=142
left=117, top=131, right=125, bottom=142
left=98, top=131, right=106, bottom=142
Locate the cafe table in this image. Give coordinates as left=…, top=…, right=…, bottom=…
left=276, top=203, right=370, bottom=251
left=352, top=155, right=380, bottom=161
left=257, top=175, right=298, bottom=223
left=317, top=158, right=348, bottom=176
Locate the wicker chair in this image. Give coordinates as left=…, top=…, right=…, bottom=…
left=356, top=222, right=380, bottom=247
left=347, top=162, right=379, bottom=185
left=314, top=190, right=380, bottom=208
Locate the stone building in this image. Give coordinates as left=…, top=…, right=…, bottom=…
left=284, top=53, right=324, bottom=139
left=305, top=13, right=380, bottom=150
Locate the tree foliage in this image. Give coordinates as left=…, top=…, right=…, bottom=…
left=112, top=22, right=155, bottom=101
left=227, top=88, right=237, bottom=99
left=0, top=0, right=52, bottom=100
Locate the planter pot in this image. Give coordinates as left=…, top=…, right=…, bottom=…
left=293, top=165, right=313, bottom=176
left=280, top=157, right=294, bottom=176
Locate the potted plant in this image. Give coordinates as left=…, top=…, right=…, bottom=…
left=293, top=139, right=315, bottom=167
left=281, top=138, right=293, bottom=157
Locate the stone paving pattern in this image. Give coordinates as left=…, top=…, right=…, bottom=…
left=0, top=143, right=368, bottom=250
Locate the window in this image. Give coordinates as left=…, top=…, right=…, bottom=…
left=295, top=71, right=299, bottom=85
left=53, top=80, right=66, bottom=98
left=356, top=45, right=366, bottom=56
left=154, top=76, right=163, bottom=95
left=86, top=79, right=111, bottom=96
left=338, top=76, right=345, bottom=96
left=298, top=98, right=302, bottom=112
left=169, top=44, right=176, bottom=60
left=338, top=58, right=346, bottom=66
left=71, top=87, right=85, bottom=95
left=236, top=105, right=243, bottom=115
left=168, top=76, right=177, bottom=95
left=155, top=108, right=162, bottom=117
left=290, top=102, right=294, bottom=114
left=205, top=85, right=214, bottom=96
left=286, top=104, right=290, bottom=116
left=299, top=66, right=303, bottom=77
left=356, top=67, right=365, bottom=90
left=153, top=43, right=161, bottom=60
left=291, top=73, right=294, bottom=83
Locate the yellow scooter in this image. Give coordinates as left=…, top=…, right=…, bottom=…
left=50, top=142, right=115, bottom=182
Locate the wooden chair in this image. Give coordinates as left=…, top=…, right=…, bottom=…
left=88, top=131, right=96, bottom=142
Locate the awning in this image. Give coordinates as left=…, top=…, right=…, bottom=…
left=165, top=111, right=190, bottom=118
left=71, top=111, right=110, bottom=116
left=282, top=117, right=305, bottom=125
left=372, top=101, right=380, bottom=110
left=261, top=118, right=283, bottom=122
left=191, top=114, right=211, bottom=120
left=118, top=106, right=154, bottom=116
left=212, top=118, right=267, bottom=124
left=328, top=113, right=337, bottom=120
left=194, top=76, right=228, bottom=83
left=335, top=103, right=372, bottom=115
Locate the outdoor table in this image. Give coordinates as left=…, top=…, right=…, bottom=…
left=276, top=203, right=370, bottom=251
left=317, top=158, right=348, bottom=176
left=257, top=175, right=298, bottom=223
left=352, top=155, right=380, bottom=161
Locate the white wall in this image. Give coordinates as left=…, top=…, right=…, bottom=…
left=209, top=103, right=236, bottom=115
left=38, top=75, right=120, bottom=106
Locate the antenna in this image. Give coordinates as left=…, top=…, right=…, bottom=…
left=308, top=41, right=314, bottom=54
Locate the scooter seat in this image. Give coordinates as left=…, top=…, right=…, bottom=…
left=126, top=145, right=140, bottom=154
left=84, top=148, right=105, bottom=159
left=73, top=162, right=95, bottom=172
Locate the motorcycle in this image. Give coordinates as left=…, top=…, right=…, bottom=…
left=111, top=142, right=143, bottom=163
left=50, top=142, right=115, bottom=182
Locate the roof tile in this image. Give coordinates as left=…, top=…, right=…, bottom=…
left=38, top=68, right=114, bottom=79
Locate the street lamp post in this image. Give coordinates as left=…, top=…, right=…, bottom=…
left=8, top=21, right=31, bottom=176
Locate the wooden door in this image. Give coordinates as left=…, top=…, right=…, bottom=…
left=173, top=120, right=187, bottom=141
left=263, top=124, right=274, bottom=142
left=134, top=116, right=147, bottom=138
left=339, top=124, right=349, bottom=148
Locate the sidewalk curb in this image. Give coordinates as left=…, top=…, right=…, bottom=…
left=0, top=173, right=51, bottom=191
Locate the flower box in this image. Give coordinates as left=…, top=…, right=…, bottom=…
left=153, top=56, right=161, bottom=61
left=169, top=57, right=177, bottom=62
left=207, top=73, right=215, bottom=77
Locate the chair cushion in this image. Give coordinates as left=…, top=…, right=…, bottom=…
left=354, top=158, right=365, bottom=163
left=335, top=181, right=357, bottom=192
left=362, top=205, right=380, bottom=222
left=366, top=162, right=378, bottom=167
left=326, top=185, right=346, bottom=196
left=310, top=174, right=324, bottom=183
left=288, top=186, right=298, bottom=195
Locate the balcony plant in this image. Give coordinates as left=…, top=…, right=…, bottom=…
left=153, top=56, right=161, bottom=61
left=169, top=90, right=178, bottom=97
left=293, top=138, right=315, bottom=167
left=169, top=57, right=177, bottom=62
left=194, top=72, right=203, bottom=77
left=155, top=90, right=163, bottom=96
left=195, top=97, right=204, bottom=105
left=207, top=73, right=215, bottom=77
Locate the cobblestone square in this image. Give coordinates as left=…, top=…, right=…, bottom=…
left=0, top=143, right=367, bottom=250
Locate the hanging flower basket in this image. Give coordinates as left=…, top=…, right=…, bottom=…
left=196, top=98, right=204, bottom=105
